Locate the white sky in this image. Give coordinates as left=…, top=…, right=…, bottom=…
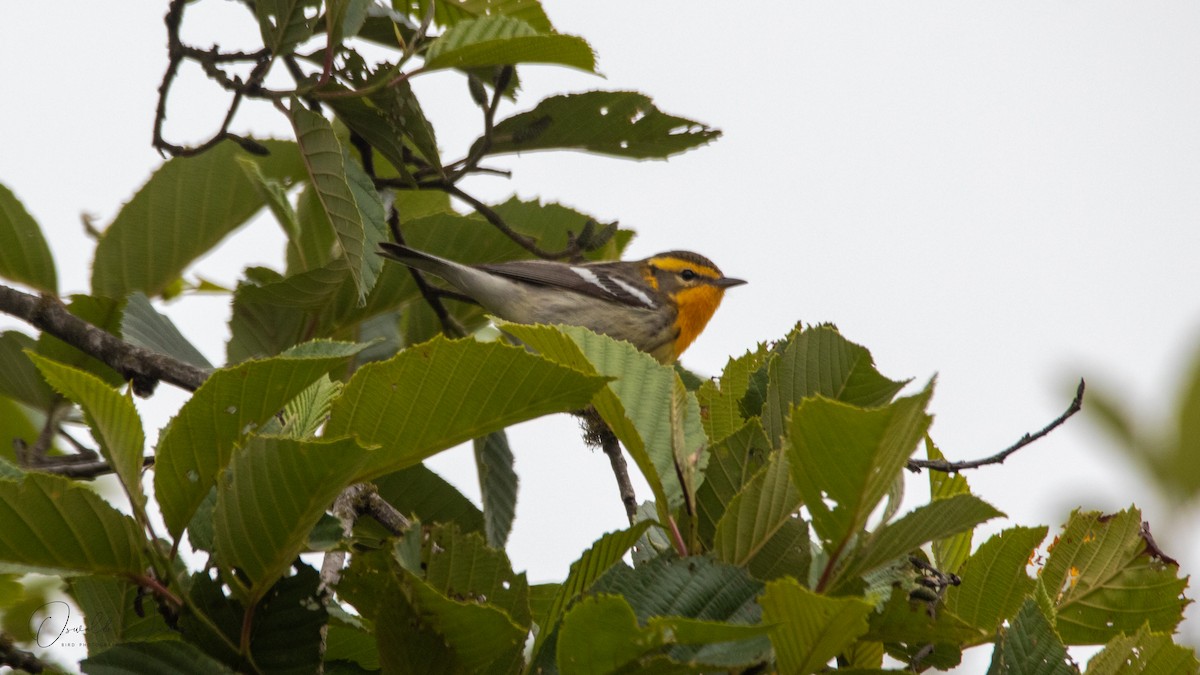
left=2, top=1, right=1199, bottom=670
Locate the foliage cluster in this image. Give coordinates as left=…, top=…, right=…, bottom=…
left=0, top=1, right=1194, bottom=673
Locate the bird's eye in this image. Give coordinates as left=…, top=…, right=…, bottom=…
left=680, top=269, right=697, bottom=281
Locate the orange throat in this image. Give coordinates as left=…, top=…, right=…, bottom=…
left=672, top=286, right=725, bottom=357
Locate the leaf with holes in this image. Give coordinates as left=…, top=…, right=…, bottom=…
left=488, top=91, right=720, bottom=159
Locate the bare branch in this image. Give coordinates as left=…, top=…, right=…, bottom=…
left=579, top=409, right=638, bottom=523
left=26, top=455, right=155, bottom=480
left=907, top=379, right=1085, bottom=473
left=0, top=632, right=46, bottom=674
left=0, top=285, right=209, bottom=394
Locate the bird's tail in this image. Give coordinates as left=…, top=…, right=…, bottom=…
left=377, top=243, right=485, bottom=295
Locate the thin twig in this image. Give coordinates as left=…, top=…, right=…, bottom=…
left=28, top=455, right=156, bottom=480
left=426, top=181, right=586, bottom=260
left=386, top=206, right=466, bottom=337
left=0, top=632, right=46, bottom=674
left=579, top=410, right=638, bottom=523
left=0, top=285, right=209, bottom=394
left=449, top=67, right=512, bottom=181
left=906, top=379, right=1085, bottom=473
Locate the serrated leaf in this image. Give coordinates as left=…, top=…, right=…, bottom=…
left=987, top=599, right=1076, bottom=675
left=763, top=324, right=909, bottom=447
left=591, top=556, right=771, bottom=668
left=1041, top=508, right=1189, bottom=644
left=327, top=335, right=607, bottom=478
left=839, top=494, right=1003, bottom=588
left=0, top=473, right=144, bottom=576
left=82, top=639, right=236, bottom=674
left=474, top=430, right=517, bottom=548
left=0, top=182, right=56, bottom=293
left=68, top=576, right=177, bottom=651
left=698, top=344, right=770, bottom=445
left=787, top=386, right=934, bottom=572
left=759, top=576, right=873, bottom=675
left=945, top=526, right=1048, bottom=637
left=501, top=322, right=703, bottom=518
left=226, top=269, right=315, bottom=363
left=694, top=418, right=771, bottom=548
left=487, top=91, right=719, bottom=159
left=529, top=522, right=653, bottom=664
left=121, top=292, right=213, bottom=370
left=416, top=0, right=553, bottom=31
left=214, top=436, right=372, bottom=598
left=155, top=340, right=367, bottom=539
left=422, top=524, right=530, bottom=628
left=1086, top=623, right=1200, bottom=674
left=28, top=353, right=148, bottom=510
left=289, top=106, right=382, bottom=304
left=864, top=586, right=987, bottom=645
left=280, top=375, right=342, bottom=438
left=423, top=16, right=595, bottom=72
left=92, top=140, right=305, bottom=298
left=712, top=450, right=802, bottom=567
left=927, top=436, right=974, bottom=573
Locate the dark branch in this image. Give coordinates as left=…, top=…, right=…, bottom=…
left=907, top=379, right=1085, bottom=473
left=0, top=284, right=210, bottom=394
left=0, top=632, right=46, bottom=674
left=385, top=207, right=466, bottom=338
left=24, top=454, right=155, bottom=480
left=579, top=409, right=638, bottom=523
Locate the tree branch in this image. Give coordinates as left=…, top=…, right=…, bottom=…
left=906, top=379, right=1085, bottom=473
left=0, top=284, right=210, bottom=395
left=579, top=409, right=638, bottom=523
left=0, top=632, right=45, bottom=674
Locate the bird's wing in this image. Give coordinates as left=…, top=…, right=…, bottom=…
left=477, top=260, right=658, bottom=308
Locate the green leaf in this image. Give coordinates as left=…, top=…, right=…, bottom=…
left=864, top=586, right=986, bottom=646
left=501, top=323, right=704, bottom=517
left=92, top=140, right=305, bottom=298
left=82, top=639, right=237, bottom=674
left=839, top=494, right=1003, bottom=588
left=422, top=524, right=531, bottom=628
left=0, top=473, right=144, bottom=576
left=591, top=556, right=771, bottom=668
left=0, top=397, right=39, bottom=463
left=372, top=463, right=485, bottom=533
left=487, top=91, right=720, bottom=159
left=254, top=0, right=320, bottom=54
left=712, top=450, right=802, bottom=568
left=423, top=16, right=595, bottom=72
left=474, top=430, right=518, bottom=548
left=530, top=522, right=653, bottom=664
left=68, top=576, right=177, bottom=651
left=155, top=340, right=367, bottom=539
left=289, top=106, right=382, bottom=304
left=945, top=526, right=1048, bottom=637
left=1086, top=623, right=1200, bottom=674
left=121, top=292, right=213, bottom=370
left=1041, top=508, right=1189, bottom=644
left=214, top=436, right=373, bottom=598
left=226, top=269, right=315, bottom=363
left=698, top=344, right=770, bottom=445
left=287, top=182, right=339, bottom=274
left=326, top=335, right=607, bottom=477
left=0, top=182, right=56, bottom=293
left=28, top=353, right=148, bottom=510
left=759, top=577, right=873, bottom=675
left=986, top=599, right=1076, bottom=675
left=418, top=0, right=553, bottom=31
left=927, top=436, right=974, bottom=573
left=0, top=331, right=56, bottom=409
left=763, top=324, right=909, bottom=447
left=695, top=418, right=771, bottom=548
left=554, top=594, right=659, bottom=675
left=787, top=386, right=934, bottom=560
left=280, top=375, right=342, bottom=439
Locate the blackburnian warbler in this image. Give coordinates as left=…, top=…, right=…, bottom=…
left=378, top=244, right=746, bottom=363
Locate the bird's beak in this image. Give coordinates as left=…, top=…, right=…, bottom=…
left=713, top=276, right=747, bottom=288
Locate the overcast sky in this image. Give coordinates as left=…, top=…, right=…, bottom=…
left=2, top=1, right=1199, bottom=668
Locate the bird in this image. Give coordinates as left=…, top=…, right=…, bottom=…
left=378, top=243, right=746, bottom=363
